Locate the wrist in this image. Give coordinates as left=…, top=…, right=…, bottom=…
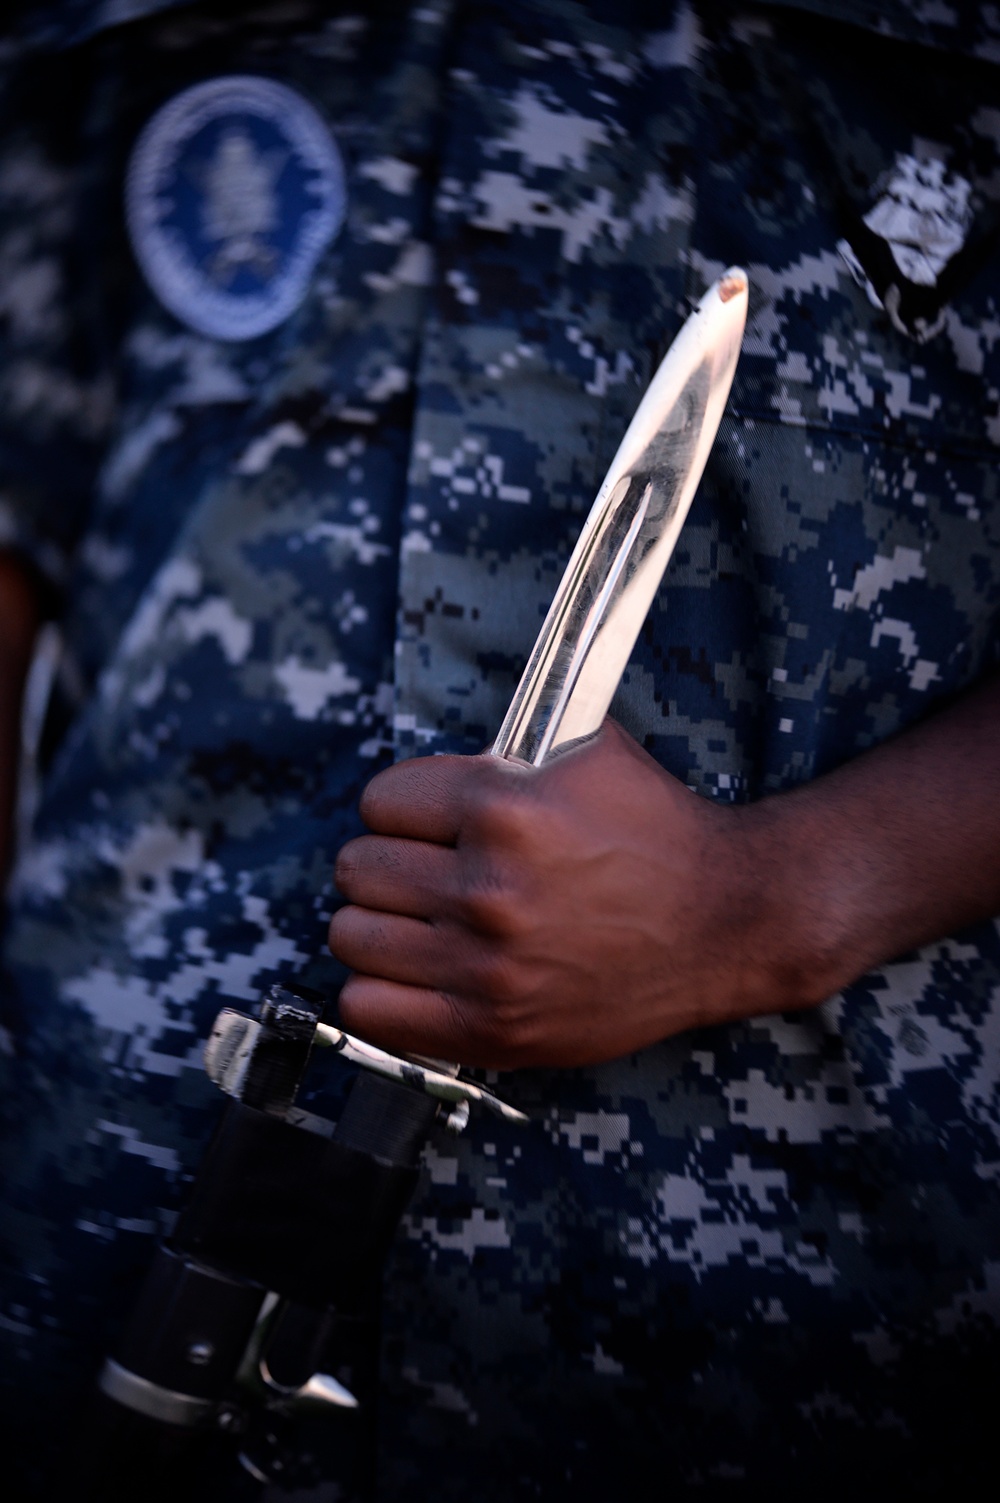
left=734, top=789, right=862, bottom=1017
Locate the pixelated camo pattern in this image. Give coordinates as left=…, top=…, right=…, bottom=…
left=0, top=1, right=998, bottom=1499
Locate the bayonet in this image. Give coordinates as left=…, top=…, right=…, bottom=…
left=92, top=270, right=748, bottom=1491
left=494, top=267, right=748, bottom=764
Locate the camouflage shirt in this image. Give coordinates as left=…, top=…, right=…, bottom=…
left=1, top=1, right=999, bottom=1499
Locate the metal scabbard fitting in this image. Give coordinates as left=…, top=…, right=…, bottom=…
left=96, top=977, right=529, bottom=1467
left=204, top=998, right=529, bottom=1132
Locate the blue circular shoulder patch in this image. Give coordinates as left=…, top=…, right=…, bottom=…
left=126, top=76, right=346, bottom=342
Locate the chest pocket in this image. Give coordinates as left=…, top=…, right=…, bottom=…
left=619, top=7, right=1000, bottom=796
left=784, top=25, right=1000, bottom=347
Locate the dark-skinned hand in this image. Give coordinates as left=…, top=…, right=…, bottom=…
left=330, top=720, right=809, bottom=1068
left=330, top=678, right=1000, bottom=1070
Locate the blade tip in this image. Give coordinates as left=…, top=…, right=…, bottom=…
left=718, top=267, right=748, bottom=303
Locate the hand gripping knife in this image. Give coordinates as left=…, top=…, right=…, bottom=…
left=91, top=271, right=748, bottom=1493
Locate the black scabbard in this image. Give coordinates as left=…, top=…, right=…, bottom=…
left=76, top=988, right=441, bottom=1500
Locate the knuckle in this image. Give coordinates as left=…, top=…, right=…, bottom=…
left=358, top=761, right=414, bottom=828
left=428, top=972, right=544, bottom=1069
left=333, top=841, right=361, bottom=893
left=462, top=773, right=532, bottom=846
left=336, top=835, right=409, bottom=898
left=437, top=987, right=516, bottom=1064
left=376, top=839, right=418, bottom=879
left=327, top=905, right=350, bottom=958
left=337, top=974, right=377, bottom=1032
left=457, top=873, right=525, bottom=937
left=358, top=772, right=389, bottom=828
left=327, top=903, right=373, bottom=964
left=478, top=1006, right=536, bottom=1068
left=437, top=987, right=472, bottom=1039
left=475, top=949, right=524, bottom=1010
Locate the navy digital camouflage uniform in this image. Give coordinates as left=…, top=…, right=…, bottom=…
left=1, top=1, right=999, bottom=1498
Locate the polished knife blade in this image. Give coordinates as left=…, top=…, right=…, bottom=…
left=492, top=268, right=748, bottom=766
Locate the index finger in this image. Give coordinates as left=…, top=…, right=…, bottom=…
left=359, top=754, right=477, bottom=842
left=358, top=752, right=527, bottom=843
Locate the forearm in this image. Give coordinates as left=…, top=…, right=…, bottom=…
left=0, top=551, right=41, bottom=883
left=749, top=674, right=1000, bottom=1011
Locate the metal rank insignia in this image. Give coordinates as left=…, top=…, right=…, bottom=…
left=126, top=75, right=347, bottom=342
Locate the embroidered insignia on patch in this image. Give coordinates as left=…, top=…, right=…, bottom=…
left=126, top=76, right=346, bottom=341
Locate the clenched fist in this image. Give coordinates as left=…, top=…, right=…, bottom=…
left=328, top=720, right=817, bottom=1068
left=330, top=675, right=1000, bottom=1069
